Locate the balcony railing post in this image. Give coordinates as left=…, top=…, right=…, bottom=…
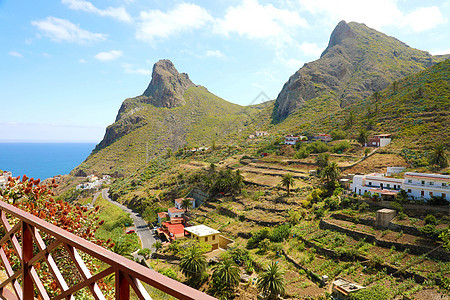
left=115, top=270, right=130, bottom=300
left=22, top=222, right=34, bottom=299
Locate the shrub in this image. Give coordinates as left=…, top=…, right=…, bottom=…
left=428, top=195, right=449, bottom=206
left=293, top=147, right=310, bottom=159
left=324, top=196, right=340, bottom=210
left=270, top=224, right=291, bottom=242
left=330, top=129, right=347, bottom=140
left=397, top=212, right=407, bottom=220
left=419, top=224, right=441, bottom=241
left=391, top=202, right=404, bottom=213
left=331, top=141, right=351, bottom=153
left=247, top=228, right=270, bottom=249
left=306, top=141, right=329, bottom=153
left=425, top=214, right=437, bottom=225
left=160, top=268, right=178, bottom=280
left=359, top=203, right=369, bottom=212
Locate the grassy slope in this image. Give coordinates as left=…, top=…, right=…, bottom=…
left=272, top=59, right=450, bottom=150
left=74, top=86, right=262, bottom=175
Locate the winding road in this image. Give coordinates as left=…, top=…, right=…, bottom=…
left=95, top=188, right=156, bottom=254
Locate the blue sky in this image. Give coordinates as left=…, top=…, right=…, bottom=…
left=1, top=0, right=449, bottom=142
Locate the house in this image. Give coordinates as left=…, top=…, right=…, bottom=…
left=350, top=173, right=403, bottom=200
left=366, top=134, right=391, bottom=147
left=158, top=222, right=186, bottom=241
left=350, top=171, right=450, bottom=202
left=313, top=134, right=332, bottom=143
left=284, top=135, right=306, bottom=145
left=0, top=171, right=12, bottom=189
left=255, top=131, right=269, bottom=137
left=167, top=207, right=185, bottom=219
left=157, top=212, right=169, bottom=224
left=386, top=167, right=405, bottom=176
left=402, top=172, right=450, bottom=201
left=332, top=278, right=365, bottom=299
left=174, top=197, right=195, bottom=210
left=184, top=225, right=221, bottom=250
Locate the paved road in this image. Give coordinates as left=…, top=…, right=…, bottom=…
left=100, top=188, right=156, bottom=254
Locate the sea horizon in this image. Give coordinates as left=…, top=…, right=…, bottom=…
left=0, top=142, right=97, bottom=180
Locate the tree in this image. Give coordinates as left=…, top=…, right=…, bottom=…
left=280, top=173, right=295, bottom=195
left=152, top=241, right=162, bottom=252
left=428, top=143, right=448, bottom=169
left=315, top=153, right=330, bottom=175
left=357, top=128, right=368, bottom=147
left=373, top=91, right=381, bottom=102
left=181, top=198, right=192, bottom=212
left=321, top=162, right=340, bottom=184
left=232, top=169, right=244, bottom=193
left=257, top=262, right=285, bottom=300
left=346, top=111, right=355, bottom=128
left=210, top=258, right=240, bottom=299
left=138, top=248, right=152, bottom=260
left=180, top=246, right=206, bottom=285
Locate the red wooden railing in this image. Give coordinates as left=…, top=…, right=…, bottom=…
left=0, top=200, right=216, bottom=300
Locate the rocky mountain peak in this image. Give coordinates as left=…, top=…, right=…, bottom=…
left=321, top=20, right=355, bottom=57
left=142, top=59, right=195, bottom=108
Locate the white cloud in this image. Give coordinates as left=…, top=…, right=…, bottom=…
left=31, top=17, right=107, bottom=44
left=215, top=0, right=308, bottom=41
left=297, top=0, right=447, bottom=32
left=79, top=58, right=87, bottom=63
left=299, top=42, right=323, bottom=57
left=9, top=51, right=23, bottom=58
left=402, top=7, right=446, bottom=32
left=206, top=50, right=225, bottom=58
left=62, top=0, right=132, bottom=23
left=136, top=3, right=213, bottom=42
left=94, top=50, right=123, bottom=61
left=430, top=48, right=450, bottom=55
left=123, top=63, right=150, bottom=75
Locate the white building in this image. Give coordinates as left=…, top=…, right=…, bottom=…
left=350, top=171, right=450, bottom=201
left=174, top=198, right=195, bottom=210
left=255, top=131, right=269, bottom=137
left=366, top=134, right=391, bottom=147
left=284, top=135, right=306, bottom=145
left=402, top=172, right=449, bottom=201
left=0, top=171, right=12, bottom=189
left=351, top=173, right=403, bottom=199
left=167, top=207, right=185, bottom=219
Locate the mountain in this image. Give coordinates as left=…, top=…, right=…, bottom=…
left=73, top=60, right=259, bottom=176
left=273, top=21, right=449, bottom=122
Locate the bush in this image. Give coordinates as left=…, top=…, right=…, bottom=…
left=330, top=129, right=347, bottom=140
left=160, top=268, right=178, bottom=280
left=397, top=212, right=407, bottom=220
left=391, top=202, right=404, bottom=213
left=425, top=214, right=437, bottom=225
left=270, top=224, right=291, bottom=242
left=293, top=147, right=310, bottom=159
left=331, top=141, right=351, bottom=153
left=419, top=224, right=441, bottom=241
left=428, top=195, right=449, bottom=206
left=324, top=196, right=340, bottom=210
left=247, top=228, right=270, bottom=249
left=306, top=141, right=329, bottom=153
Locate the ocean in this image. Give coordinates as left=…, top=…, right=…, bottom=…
left=0, top=143, right=97, bottom=180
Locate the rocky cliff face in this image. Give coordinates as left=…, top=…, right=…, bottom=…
left=142, top=59, right=195, bottom=108
left=272, top=20, right=441, bottom=122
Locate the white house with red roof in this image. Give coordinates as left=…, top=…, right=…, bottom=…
left=366, top=134, right=392, bottom=147
left=174, top=197, right=195, bottom=210
left=351, top=173, right=403, bottom=199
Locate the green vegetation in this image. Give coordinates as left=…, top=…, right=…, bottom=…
left=257, top=262, right=286, bottom=300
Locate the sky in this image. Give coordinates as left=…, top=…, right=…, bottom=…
left=0, top=0, right=449, bottom=143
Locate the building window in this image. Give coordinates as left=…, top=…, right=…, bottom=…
left=205, top=236, right=208, bottom=242
left=421, top=180, right=425, bottom=185
left=212, top=235, right=215, bottom=240
left=408, top=179, right=412, bottom=183
left=369, top=182, right=372, bottom=186
left=387, top=184, right=390, bottom=188
left=442, top=183, right=446, bottom=187
left=407, top=189, right=411, bottom=193
left=429, top=192, right=433, bottom=196
left=442, top=193, right=446, bottom=198
left=429, top=182, right=434, bottom=186
left=421, top=191, right=424, bottom=196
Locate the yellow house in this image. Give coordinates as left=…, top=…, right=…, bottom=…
left=184, top=225, right=220, bottom=250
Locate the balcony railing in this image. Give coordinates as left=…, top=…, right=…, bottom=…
left=0, top=200, right=217, bottom=300
left=402, top=183, right=450, bottom=190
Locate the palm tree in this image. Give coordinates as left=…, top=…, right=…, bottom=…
left=315, top=153, right=330, bottom=175
left=180, top=246, right=206, bottom=284
left=257, top=262, right=285, bottom=300
left=321, top=162, right=340, bottom=184
left=232, top=169, right=244, bottom=193
left=281, top=173, right=295, bottom=195
left=429, top=143, right=448, bottom=169
left=210, top=258, right=240, bottom=298
left=357, top=128, right=368, bottom=147
left=181, top=198, right=192, bottom=212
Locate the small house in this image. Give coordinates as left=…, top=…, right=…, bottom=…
left=167, top=207, right=185, bottom=219
left=366, top=134, right=391, bottom=147
left=174, top=197, right=195, bottom=210
left=184, top=225, right=220, bottom=250
left=255, top=131, right=269, bottom=137
left=313, top=134, right=332, bottom=142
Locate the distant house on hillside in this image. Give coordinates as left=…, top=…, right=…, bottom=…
left=284, top=135, right=306, bottom=145
left=366, top=134, right=391, bottom=147
left=313, top=134, right=332, bottom=143
left=255, top=131, right=269, bottom=137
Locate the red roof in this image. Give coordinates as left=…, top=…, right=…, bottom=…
left=168, top=207, right=185, bottom=214
left=175, top=198, right=183, bottom=204
left=163, top=222, right=185, bottom=237
left=368, top=188, right=399, bottom=196
left=157, top=212, right=168, bottom=218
